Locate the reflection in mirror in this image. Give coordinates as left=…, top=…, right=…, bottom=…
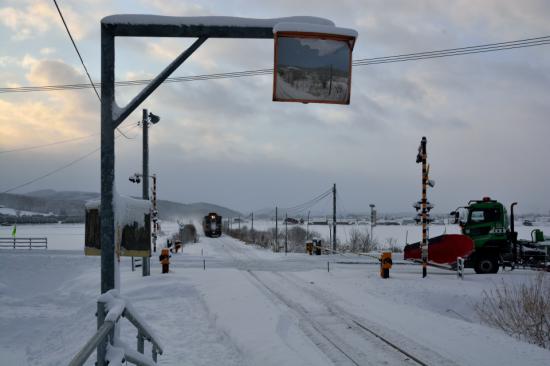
left=274, top=34, right=353, bottom=104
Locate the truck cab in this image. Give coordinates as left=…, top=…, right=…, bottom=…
left=452, top=197, right=512, bottom=273
left=463, top=198, right=509, bottom=248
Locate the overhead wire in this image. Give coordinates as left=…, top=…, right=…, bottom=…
left=0, top=133, right=98, bottom=154
left=280, top=187, right=333, bottom=213
left=1, top=35, right=549, bottom=94
left=3, top=34, right=549, bottom=192
left=1, top=124, right=139, bottom=194
left=0, top=120, right=138, bottom=155
left=51, top=0, right=131, bottom=140
left=52, top=0, right=100, bottom=101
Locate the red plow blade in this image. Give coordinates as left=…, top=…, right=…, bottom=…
left=403, top=234, right=474, bottom=265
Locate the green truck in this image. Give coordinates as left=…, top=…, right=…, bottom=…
left=450, top=197, right=548, bottom=273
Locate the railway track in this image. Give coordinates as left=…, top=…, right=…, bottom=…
left=247, top=270, right=457, bottom=366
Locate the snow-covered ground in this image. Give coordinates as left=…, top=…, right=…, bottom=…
left=1, top=229, right=549, bottom=365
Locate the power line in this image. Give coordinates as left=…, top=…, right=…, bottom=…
left=2, top=148, right=100, bottom=194
left=280, top=187, right=333, bottom=214
left=1, top=124, right=139, bottom=194
left=1, top=35, right=549, bottom=94
left=52, top=0, right=100, bottom=101
left=353, top=36, right=550, bottom=65
left=0, top=122, right=137, bottom=155
left=0, top=133, right=97, bottom=154
left=51, top=0, right=130, bottom=140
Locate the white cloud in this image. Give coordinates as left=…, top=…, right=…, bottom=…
left=40, top=47, right=56, bottom=55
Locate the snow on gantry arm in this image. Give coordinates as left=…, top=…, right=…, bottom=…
left=273, top=22, right=358, bottom=38
left=101, top=14, right=334, bottom=28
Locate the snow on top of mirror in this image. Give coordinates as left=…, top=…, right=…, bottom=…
left=101, top=15, right=335, bottom=28
left=273, top=22, right=358, bottom=38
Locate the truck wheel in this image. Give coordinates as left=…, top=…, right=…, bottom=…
left=474, top=257, right=499, bottom=274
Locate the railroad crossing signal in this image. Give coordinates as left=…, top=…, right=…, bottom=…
left=416, top=136, right=435, bottom=278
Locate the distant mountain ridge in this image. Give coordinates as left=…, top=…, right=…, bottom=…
left=0, top=190, right=241, bottom=220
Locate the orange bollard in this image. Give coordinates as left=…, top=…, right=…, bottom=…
left=306, top=240, right=313, bottom=255
left=380, top=251, right=392, bottom=279
left=159, top=248, right=171, bottom=273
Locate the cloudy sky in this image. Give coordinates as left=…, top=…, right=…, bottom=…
left=1, top=0, right=549, bottom=215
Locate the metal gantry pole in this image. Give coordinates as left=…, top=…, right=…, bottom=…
left=142, top=109, right=150, bottom=277
left=100, top=25, right=116, bottom=295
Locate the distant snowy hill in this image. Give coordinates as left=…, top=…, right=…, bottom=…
left=0, top=190, right=241, bottom=220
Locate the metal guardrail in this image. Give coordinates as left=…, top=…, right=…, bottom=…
left=68, top=290, right=163, bottom=366
left=0, top=237, right=47, bottom=249
left=68, top=320, right=115, bottom=366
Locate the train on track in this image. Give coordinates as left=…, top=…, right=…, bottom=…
left=203, top=212, right=222, bottom=238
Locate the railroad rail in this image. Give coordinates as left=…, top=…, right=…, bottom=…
left=247, top=270, right=457, bottom=366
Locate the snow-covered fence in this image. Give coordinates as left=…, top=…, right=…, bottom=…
left=0, top=237, right=47, bottom=249
left=69, top=290, right=163, bottom=366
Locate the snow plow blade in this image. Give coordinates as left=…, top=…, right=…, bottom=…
left=403, top=234, right=474, bottom=265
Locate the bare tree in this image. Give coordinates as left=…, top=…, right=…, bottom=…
left=476, top=273, right=550, bottom=349
left=383, top=237, right=403, bottom=253
left=348, top=228, right=377, bottom=253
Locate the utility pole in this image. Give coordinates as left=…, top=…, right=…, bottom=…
left=275, top=206, right=278, bottom=252
left=306, top=210, right=310, bottom=241
left=332, top=183, right=336, bottom=252
left=251, top=212, right=254, bottom=243
left=142, top=109, right=150, bottom=277
left=238, top=216, right=241, bottom=239
left=369, top=204, right=376, bottom=240
left=285, top=212, right=288, bottom=254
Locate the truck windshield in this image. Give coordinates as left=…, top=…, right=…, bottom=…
left=469, top=208, right=500, bottom=223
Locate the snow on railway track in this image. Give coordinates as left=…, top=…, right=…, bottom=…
left=246, top=270, right=458, bottom=366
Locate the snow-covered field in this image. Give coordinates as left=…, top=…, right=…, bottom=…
left=0, top=222, right=181, bottom=251
left=0, top=220, right=547, bottom=251
left=0, top=207, right=53, bottom=216
left=1, top=227, right=549, bottom=365
left=236, top=219, right=549, bottom=248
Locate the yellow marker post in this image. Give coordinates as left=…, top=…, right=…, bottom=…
left=306, top=240, right=313, bottom=255
left=159, top=248, right=170, bottom=274
left=380, top=251, right=393, bottom=279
